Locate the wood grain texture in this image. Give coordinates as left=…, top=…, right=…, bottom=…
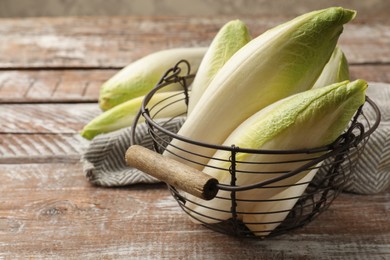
left=0, top=163, right=388, bottom=259
left=0, top=133, right=87, bottom=163
left=0, top=16, right=216, bottom=69
left=0, top=65, right=388, bottom=104
left=350, top=65, right=390, bottom=84
left=0, top=103, right=99, bottom=133
left=0, top=16, right=389, bottom=69
left=0, top=103, right=96, bottom=163
left=0, top=69, right=115, bottom=103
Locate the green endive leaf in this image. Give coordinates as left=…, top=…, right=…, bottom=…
left=188, top=19, right=251, bottom=114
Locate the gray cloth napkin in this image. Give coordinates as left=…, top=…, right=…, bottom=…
left=81, top=82, right=389, bottom=194
left=82, top=117, right=185, bottom=186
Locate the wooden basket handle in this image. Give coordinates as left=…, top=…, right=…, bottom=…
left=125, top=145, right=219, bottom=200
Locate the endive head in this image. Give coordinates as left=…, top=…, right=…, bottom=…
left=265, top=7, right=356, bottom=93
left=81, top=95, right=144, bottom=140
left=188, top=19, right=251, bottom=114
left=225, top=79, right=367, bottom=153
left=204, top=19, right=251, bottom=78
left=312, top=46, right=350, bottom=89
left=82, top=91, right=188, bottom=140
left=98, top=47, right=207, bottom=111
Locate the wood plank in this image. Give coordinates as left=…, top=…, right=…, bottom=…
left=341, top=23, right=390, bottom=64
left=0, top=103, right=99, bottom=134
left=350, top=65, right=390, bottom=84
left=0, top=17, right=389, bottom=69
left=0, top=104, right=101, bottom=164
left=0, top=134, right=87, bottom=164
left=0, top=163, right=388, bottom=259
left=0, top=65, right=389, bottom=104
left=0, top=16, right=216, bottom=69
left=0, top=69, right=115, bottom=103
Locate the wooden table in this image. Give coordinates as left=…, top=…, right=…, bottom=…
left=0, top=15, right=389, bottom=259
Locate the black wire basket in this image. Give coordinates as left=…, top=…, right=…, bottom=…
left=127, top=60, right=381, bottom=238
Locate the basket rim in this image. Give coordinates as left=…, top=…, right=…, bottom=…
left=134, top=72, right=381, bottom=155
left=130, top=70, right=381, bottom=192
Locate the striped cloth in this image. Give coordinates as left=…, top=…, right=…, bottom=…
left=81, top=82, right=389, bottom=194
left=82, top=117, right=185, bottom=186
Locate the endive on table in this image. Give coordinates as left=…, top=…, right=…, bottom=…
left=163, top=7, right=357, bottom=170
left=185, top=79, right=367, bottom=236
left=99, top=47, right=207, bottom=111
left=81, top=91, right=188, bottom=140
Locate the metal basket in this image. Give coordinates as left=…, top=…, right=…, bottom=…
left=127, top=60, right=381, bottom=238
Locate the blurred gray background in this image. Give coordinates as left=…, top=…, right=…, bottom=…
left=0, top=0, right=389, bottom=21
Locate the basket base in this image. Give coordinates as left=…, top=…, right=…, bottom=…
left=172, top=182, right=341, bottom=238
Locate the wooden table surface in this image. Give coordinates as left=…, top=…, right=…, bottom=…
left=0, top=14, right=389, bottom=259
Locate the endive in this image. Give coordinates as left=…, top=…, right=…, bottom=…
left=81, top=91, right=187, bottom=140
left=312, top=46, right=350, bottom=88
left=164, top=7, right=356, bottom=170
left=188, top=19, right=251, bottom=114
left=185, top=80, right=367, bottom=236
left=99, top=47, right=207, bottom=111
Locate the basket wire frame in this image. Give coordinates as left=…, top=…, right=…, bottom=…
left=131, top=60, right=381, bottom=238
